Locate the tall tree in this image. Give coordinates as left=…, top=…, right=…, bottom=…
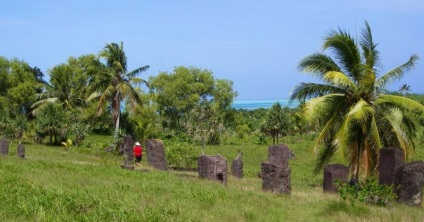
left=290, top=21, right=423, bottom=183
left=0, top=57, right=41, bottom=116
left=261, top=103, right=292, bottom=145
left=92, top=42, right=149, bottom=137
left=149, top=66, right=237, bottom=141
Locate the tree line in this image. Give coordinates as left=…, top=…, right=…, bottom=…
left=2, top=22, right=424, bottom=184
left=1, top=42, right=301, bottom=149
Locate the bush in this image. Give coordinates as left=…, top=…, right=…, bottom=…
left=165, top=140, right=197, bottom=170
left=336, top=177, right=397, bottom=207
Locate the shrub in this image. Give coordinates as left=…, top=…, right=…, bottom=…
left=335, top=177, right=397, bottom=207
left=165, top=140, right=197, bottom=170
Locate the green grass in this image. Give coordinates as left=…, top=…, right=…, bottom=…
left=1, top=135, right=424, bottom=221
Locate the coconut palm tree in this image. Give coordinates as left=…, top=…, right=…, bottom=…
left=91, top=42, right=149, bottom=137
left=398, top=84, right=411, bottom=95
left=290, top=21, right=423, bottom=183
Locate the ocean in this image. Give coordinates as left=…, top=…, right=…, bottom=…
left=231, top=99, right=301, bottom=110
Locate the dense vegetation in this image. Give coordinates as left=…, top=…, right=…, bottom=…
left=1, top=21, right=424, bottom=221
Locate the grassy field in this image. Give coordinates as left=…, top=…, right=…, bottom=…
left=1, top=134, right=424, bottom=221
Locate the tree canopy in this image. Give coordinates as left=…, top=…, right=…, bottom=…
left=290, top=21, right=423, bottom=182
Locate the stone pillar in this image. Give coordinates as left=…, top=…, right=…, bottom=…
left=394, top=161, right=424, bottom=206
left=261, top=144, right=292, bottom=194
left=122, top=135, right=134, bottom=165
left=17, top=143, right=25, bottom=158
left=261, top=162, right=291, bottom=193
left=231, top=152, right=243, bottom=178
left=198, top=155, right=227, bottom=185
left=0, top=138, right=9, bottom=155
left=268, top=144, right=291, bottom=167
left=378, top=147, right=405, bottom=185
left=145, top=139, right=168, bottom=170
left=323, top=164, right=349, bottom=192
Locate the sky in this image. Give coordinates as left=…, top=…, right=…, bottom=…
left=1, top=0, right=423, bottom=100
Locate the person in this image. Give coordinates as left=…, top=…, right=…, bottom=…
left=133, top=142, right=143, bottom=166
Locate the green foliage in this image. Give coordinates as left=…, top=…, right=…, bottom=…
left=128, top=94, right=162, bottom=141
left=261, top=103, right=293, bottom=144
left=165, top=139, right=197, bottom=169
left=290, top=21, right=423, bottom=180
left=68, top=109, right=91, bottom=147
left=336, top=177, right=397, bottom=207
left=92, top=41, right=149, bottom=137
left=0, top=57, right=41, bottom=115
left=34, top=103, right=69, bottom=145
left=149, top=66, right=237, bottom=140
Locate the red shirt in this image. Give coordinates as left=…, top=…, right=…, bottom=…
left=133, top=145, right=142, bottom=156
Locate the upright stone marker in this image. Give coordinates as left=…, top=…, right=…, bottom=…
left=261, top=144, right=292, bottom=194
left=323, top=164, right=349, bottom=192
left=261, top=162, right=291, bottom=193
left=394, top=161, right=424, bottom=206
left=17, top=143, right=25, bottom=158
left=122, top=135, right=134, bottom=165
left=145, top=139, right=168, bottom=170
left=268, top=144, right=291, bottom=167
left=198, top=155, right=227, bottom=185
left=0, top=137, right=9, bottom=155
left=231, top=152, right=243, bottom=178
left=378, top=147, right=405, bottom=185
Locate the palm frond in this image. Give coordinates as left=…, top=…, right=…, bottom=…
left=375, top=54, right=419, bottom=90
left=323, top=71, right=356, bottom=90
left=311, top=113, right=338, bottom=155
left=30, top=97, right=58, bottom=108
left=313, top=142, right=338, bottom=174
left=97, top=85, right=114, bottom=115
left=383, top=107, right=414, bottom=158
left=127, top=65, right=150, bottom=78
left=86, top=92, right=102, bottom=102
left=376, top=94, right=424, bottom=112
left=360, top=21, right=380, bottom=69
left=323, top=29, right=362, bottom=80
left=130, top=77, right=149, bottom=87
left=298, top=53, right=341, bottom=77
left=290, top=83, right=345, bottom=101
left=347, top=99, right=375, bottom=124
left=302, top=93, right=345, bottom=122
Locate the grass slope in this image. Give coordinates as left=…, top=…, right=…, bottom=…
left=1, top=135, right=424, bottom=221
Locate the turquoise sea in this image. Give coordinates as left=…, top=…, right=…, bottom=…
left=231, top=99, right=301, bottom=110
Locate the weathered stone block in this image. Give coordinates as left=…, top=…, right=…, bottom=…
left=17, top=143, right=25, bottom=158
left=394, top=161, right=424, bottom=206
left=231, top=152, right=243, bottom=178
left=268, top=144, right=291, bottom=167
left=198, top=155, right=227, bottom=185
left=145, top=139, right=168, bottom=170
left=122, top=135, right=134, bottom=165
left=0, top=138, right=9, bottom=155
left=378, top=147, right=405, bottom=185
left=261, top=162, right=291, bottom=194
left=323, top=164, right=349, bottom=192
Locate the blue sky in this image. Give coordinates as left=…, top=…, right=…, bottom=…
left=1, top=1, right=423, bottom=100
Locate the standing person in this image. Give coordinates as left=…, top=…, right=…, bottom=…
left=133, top=142, right=143, bottom=166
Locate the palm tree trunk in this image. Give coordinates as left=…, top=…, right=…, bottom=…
left=113, top=91, right=121, bottom=139
left=350, top=132, right=361, bottom=185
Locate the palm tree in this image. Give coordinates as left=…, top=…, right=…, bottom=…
left=398, top=84, right=411, bottom=95
left=92, top=42, right=149, bottom=137
left=290, top=21, right=423, bottom=183
left=32, top=64, right=80, bottom=113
